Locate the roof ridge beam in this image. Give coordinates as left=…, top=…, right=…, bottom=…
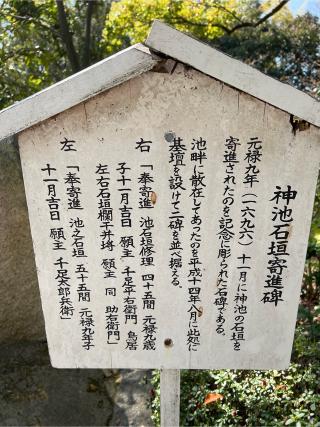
left=0, top=44, right=160, bottom=141
left=146, top=20, right=320, bottom=128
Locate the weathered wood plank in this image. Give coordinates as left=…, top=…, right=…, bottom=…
left=146, top=20, right=320, bottom=129
left=0, top=45, right=160, bottom=141
left=160, top=369, right=180, bottom=427
left=18, top=66, right=320, bottom=369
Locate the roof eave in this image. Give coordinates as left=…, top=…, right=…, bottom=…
left=146, top=20, right=320, bottom=128
left=0, top=44, right=160, bottom=141
left=1, top=20, right=320, bottom=141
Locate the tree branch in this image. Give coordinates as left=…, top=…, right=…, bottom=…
left=170, top=0, right=289, bottom=36
left=0, top=12, right=60, bottom=36
left=169, top=16, right=230, bottom=33
left=203, top=2, right=244, bottom=24
left=83, top=0, right=94, bottom=67
left=227, top=0, right=290, bottom=34
left=2, top=47, right=37, bottom=62
left=96, top=1, right=112, bottom=46
left=56, top=0, right=80, bottom=73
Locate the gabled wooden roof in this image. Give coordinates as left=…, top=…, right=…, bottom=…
left=0, top=45, right=160, bottom=140
left=146, top=21, right=320, bottom=128
left=1, top=20, right=319, bottom=141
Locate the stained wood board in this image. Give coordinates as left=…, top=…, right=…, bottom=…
left=19, top=65, right=320, bottom=369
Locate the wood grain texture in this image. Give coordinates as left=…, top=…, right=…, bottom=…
left=146, top=20, right=320, bottom=129
left=18, top=66, right=320, bottom=369
left=0, top=45, right=160, bottom=141
left=160, top=369, right=180, bottom=427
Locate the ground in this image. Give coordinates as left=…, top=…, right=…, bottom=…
left=0, top=341, right=153, bottom=426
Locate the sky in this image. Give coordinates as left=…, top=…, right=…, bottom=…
left=288, top=0, right=320, bottom=16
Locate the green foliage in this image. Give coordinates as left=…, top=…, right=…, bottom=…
left=150, top=272, right=320, bottom=426
left=150, top=242, right=320, bottom=426
left=101, top=0, right=257, bottom=53
left=309, top=174, right=320, bottom=243
left=150, top=302, right=320, bottom=426
left=1, top=0, right=320, bottom=110
left=102, top=0, right=320, bottom=97
left=0, top=0, right=65, bottom=108
left=1, top=2, right=320, bottom=425
left=304, top=224, right=320, bottom=304
left=0, top=0, right=109, bottom=109
left=1, top=0, right=318, bottom=236
left=214, top=13, right=320, bottom=95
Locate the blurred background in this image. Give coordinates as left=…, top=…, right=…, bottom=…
left=0, top=1, right=319, bottom=426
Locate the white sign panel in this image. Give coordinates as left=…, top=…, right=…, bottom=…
left=19, top=66, right=320, bottom=369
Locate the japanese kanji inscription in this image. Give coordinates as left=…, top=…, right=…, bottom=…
left=19, top=65, right=320, bottom=369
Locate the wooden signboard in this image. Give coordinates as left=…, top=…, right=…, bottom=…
left=18, top=61, right=319, bottom=370
left=1, top=23, right=319, bottom=373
